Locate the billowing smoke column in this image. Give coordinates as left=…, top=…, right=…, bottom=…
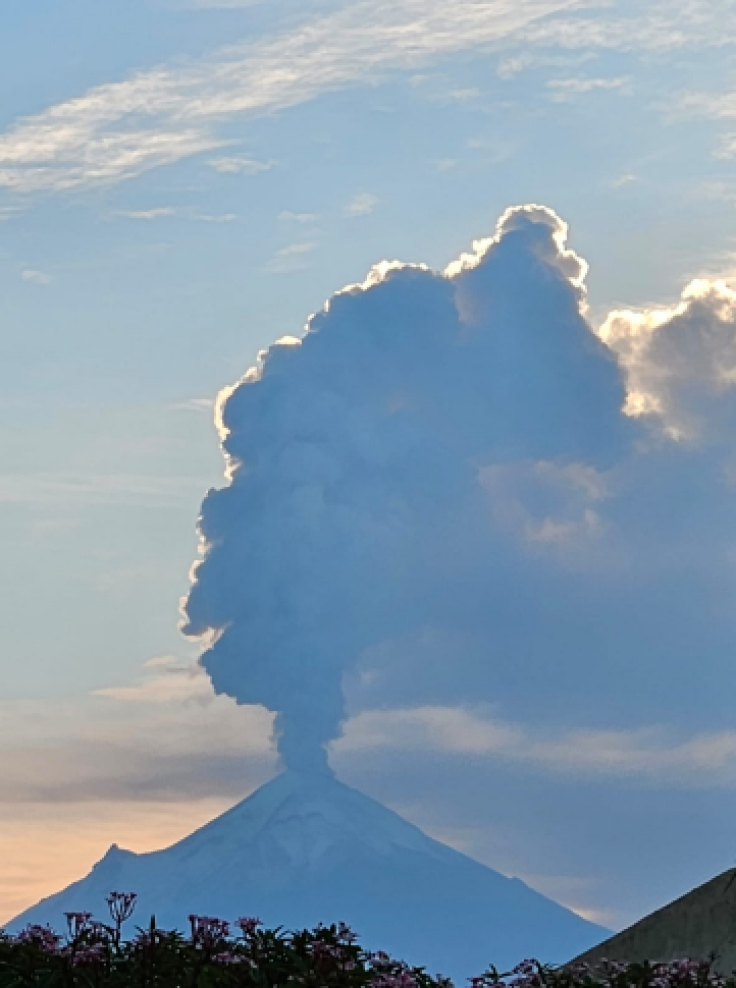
left=181, top=205, right=633, bottom=774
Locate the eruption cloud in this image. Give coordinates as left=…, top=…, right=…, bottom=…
left=181, top=205, right=635, bottom=773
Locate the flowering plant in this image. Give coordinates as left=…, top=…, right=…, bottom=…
left=0, top=893, right=730, bottom=988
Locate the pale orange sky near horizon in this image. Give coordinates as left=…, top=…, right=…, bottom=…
left=0, top=798, right=233, bottom=929
left=0, top=794, right=617, bottom=933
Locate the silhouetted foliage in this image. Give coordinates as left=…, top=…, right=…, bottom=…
left=0, top=893, right=730, bottom=988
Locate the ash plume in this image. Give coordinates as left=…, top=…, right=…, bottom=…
left=181, top=205, right=633, bottom=773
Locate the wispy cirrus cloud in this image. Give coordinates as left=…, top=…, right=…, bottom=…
left=1, top=0, right=733, bottom=196
left=679, top=99, right=736, bottom=164
left=170, top=396, right=216, bottom=412
left=495, top=50, right=596, bottom=80
left=94, top=655, right=216, bottom=705
left=0, top=0, right=612, bottom=195
left=278, top=210, right=319, bottom=224
left=6, top=656, right=736, bottom=809
left=114, top=207, right=177, bottom=220
left=208, top=154, right=274, bottom=174
left=546, top=75, right=630, bottom=101
left=611, top=172, right=639, bottom=188
left=0, top=472, right=208, bottom=507
left=668, top=89, right=736, bottom=124
left=0, top=129, right=224, bottom=194
left=517, top=0, right=736, bottom=53
left=674, top=88, right=736, bottom=158
left=113, top=206, right=237, bottom=222
left=1, top=0, right=732, bottom=195
left=0, top=686, right=274, bottom=806
left=21, top=269, right=53, bottom=285
left=334, top=705, right=736, bottom=787
left=344, top=191, right=378, bottom=217
left=264, top=241, right=318, bottom=273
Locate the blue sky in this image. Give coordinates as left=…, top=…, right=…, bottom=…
left=4, top=0, right=736, bottom=938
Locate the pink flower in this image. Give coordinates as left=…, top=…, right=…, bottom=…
left=216, top=951, right=256, bottom=967
left=70, top=942, right=107, bottom=967
left=188, top=914, right=231, bottom=951
left=64, top=911, right=93, bottom=939
left=235, top=916, right=262, bottom=937
left=15, top=924, right=62, bottom=954
left=106, top=891, right=137, bottom=925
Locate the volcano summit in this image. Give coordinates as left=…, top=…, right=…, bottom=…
left=6, top=771, right=608, bottom=981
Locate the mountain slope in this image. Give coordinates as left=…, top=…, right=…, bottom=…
left=5, top=772, right=609, bottom=980
left=568, top=868, right=736, bottom=975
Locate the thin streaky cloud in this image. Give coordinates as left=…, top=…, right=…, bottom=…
left=0, top=1, right=732, bottom=196
left=545, top=76, right=630, bottom=101
left=0, top=0, right=614, bottom=194
left=716, top=134, right=736, bottom=158
left=676, top=85, right=736, bottom=123
left=170, top=397, right=216, bottom=412
left=0, top=705, right=275, bottom=805
left=344, top=192, right=378, bottom=217
left=674, top=90, right=736, bottom=158
left=0, top=472, right=210, bottom=507
left=517, top=0, right=736, bottom=53
left=0, top=130, right=226, bottom=194
left=5, top=674, right=736, bottom=807
left=21, top=269, right=52, bottom=285
left=115, top=207, right=177, bottom=220
left=496, top=53, right=537, bottom=79
left=264, top=241, right=318, bottom=274
left=464, top=137, right=516, bottom=165
left=93, top=657, right=214, bottom=705
left=444, top=87, right=481, bottom=103
left=278, top=210, right=319, bottom=224
left=112, top=207, right=237, bottom=222
left=273, top=241, right=317, bottom=255
left=193, top=211, right=238, bottom=222
left=496, top=51, right=597, bottom=79
left=208, top=155, right=274, bottom=174
left=334, top=706, right=736, bottom=787
left=611, top=173, right=639, bottom=188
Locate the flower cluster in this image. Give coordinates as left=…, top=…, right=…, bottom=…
left=13, top=924, right=61, bottom=954
left=188, top=914, right=231, bottom=949
left=64, top=911, right=93, bottom=939
left=470, top=955, right=730, bottom=988
left=1, top=893, right=734, bottom=988
left=107, top=891, right=137, bottom=927
left=646, top=960, right=724, bottom=988
left=64, top=941, right=109, bottom=967
left=368, top=947, right=436, bottom=988
left=235, top=917, right=262, bottom=938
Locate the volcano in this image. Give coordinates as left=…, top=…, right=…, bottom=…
left=5, top=772, right=609, bottom=980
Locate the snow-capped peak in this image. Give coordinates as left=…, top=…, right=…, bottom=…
left=141, top=770, right=458, bottom=875
left=6, top=770, right=610, bottom=982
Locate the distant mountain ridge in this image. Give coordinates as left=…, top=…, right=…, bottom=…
left=6, top=771, right=610, bottom=981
